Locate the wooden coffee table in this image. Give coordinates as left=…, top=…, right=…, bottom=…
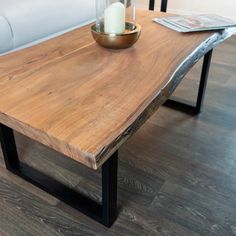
left=0, top=10, right=235, bottom=227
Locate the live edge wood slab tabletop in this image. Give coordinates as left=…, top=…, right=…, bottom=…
left=0, top=10, right=235, bottom=170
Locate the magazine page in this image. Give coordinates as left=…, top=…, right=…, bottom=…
left=153, top=18, right=186, bottom=32
left=153, top=14, right=236, bottom=33
left=167, top=14, right=236, bottom=30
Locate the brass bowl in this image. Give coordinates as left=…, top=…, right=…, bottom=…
left=91, top=22, right=142, bottom=49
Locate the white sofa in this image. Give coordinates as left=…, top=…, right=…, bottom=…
left=0, top=0, right=95, bottom=55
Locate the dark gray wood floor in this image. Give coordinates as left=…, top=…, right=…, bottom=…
left=0, top=36, right=236, bottom=236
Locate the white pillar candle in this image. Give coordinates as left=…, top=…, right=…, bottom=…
left=104, top=2, right=125, bottom=34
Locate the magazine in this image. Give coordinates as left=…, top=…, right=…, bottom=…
left=153, top=14, right=236, bottom=33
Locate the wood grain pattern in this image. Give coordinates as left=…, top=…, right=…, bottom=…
left=0, top=10, right=235, bottom=169
left=0, top=24, right=94, bottom=79
left=0, top=35, right=236, bottom=235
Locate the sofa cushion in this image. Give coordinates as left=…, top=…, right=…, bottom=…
left=0, top=0, right=95, bottom=54
left=0, top=15, right=14, bottom=53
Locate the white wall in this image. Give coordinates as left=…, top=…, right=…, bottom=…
left=137, top=0, right=236, bottom=21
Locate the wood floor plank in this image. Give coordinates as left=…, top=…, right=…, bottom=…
left=0, top=165, right=59, bottom=206
left=15, top=132, right=83, bottom=190
left=0, top=174, right=107, bottom=235
left=150, top=182, right=236, bottom=236
left=118, top=205, right=201, bottom=236
left=72, top=160, right=164, bottom=207
left=0, top=177, right=63, bottom=236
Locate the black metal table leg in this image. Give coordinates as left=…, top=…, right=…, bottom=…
left=194, top=49, right=213, bottom=113
left=0, top=124, right=20, bottom=171
left=149, top=0, right=155, bottom=11
left=102, top=152, right=118, bottom=226
left=164, top=49, right=213, bottom=115
left=149, top=0, right=212, bottom=115
left=149, top=0, right=168, bottom=12
left=0, top=123, right=118, bottom=227
left=160, top=0, right=168, bottom=12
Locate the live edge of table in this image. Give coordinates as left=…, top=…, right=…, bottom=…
left=0, top=10, right=235, bottom=227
